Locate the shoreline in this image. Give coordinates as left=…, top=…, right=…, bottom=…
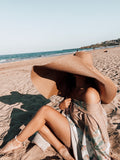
left=0, top=54, right=65, bottom=71
left=0, top=45, right=120, bottom=66
left=0, top=44, right=120, bottom=66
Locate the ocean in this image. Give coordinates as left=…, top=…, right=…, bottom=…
left=0, top=48, right=84, bottom=64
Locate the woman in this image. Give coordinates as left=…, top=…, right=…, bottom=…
left=0, top=51, right=117, bottom=159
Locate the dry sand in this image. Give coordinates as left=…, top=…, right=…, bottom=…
left=0, top=46, right=120, bottom=160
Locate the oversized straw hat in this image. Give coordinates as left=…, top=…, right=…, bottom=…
left=31, top=51, right=117, bottom=104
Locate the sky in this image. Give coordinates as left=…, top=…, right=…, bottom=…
left=0, top=0, right=120, bottom=55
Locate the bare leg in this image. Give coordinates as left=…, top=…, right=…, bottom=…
left=17, top=105, right=71, bottom=147
left=38, top=125, right=74, bottom=160
left=1, top=105, right=74, bottom=160
left=38, top=125, right=64, bottom=151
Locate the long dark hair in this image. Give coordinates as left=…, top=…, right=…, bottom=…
left=57, top=73, right=76, bottom=97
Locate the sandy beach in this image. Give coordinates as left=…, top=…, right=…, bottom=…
left=0, top=47, right=120, bottom=160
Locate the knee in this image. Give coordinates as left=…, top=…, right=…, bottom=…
left=85, top=87, right=100, bottom=104
left=37, top=105, right=51, bottom=116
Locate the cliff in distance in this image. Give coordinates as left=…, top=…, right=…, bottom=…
left=80, top=38, right=120, bottom=49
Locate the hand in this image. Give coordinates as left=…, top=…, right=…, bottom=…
left=59, top=98, right=71, bottom=110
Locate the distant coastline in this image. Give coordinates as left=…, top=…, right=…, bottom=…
left=0, top=38, right=120, bottom=64
left=79, top=38, right=120, bottom=49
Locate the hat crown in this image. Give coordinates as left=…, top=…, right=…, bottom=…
left=75, top=51, right=93, bottom=66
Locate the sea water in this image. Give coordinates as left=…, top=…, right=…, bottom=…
left=0, top=48, right=82, bottom=64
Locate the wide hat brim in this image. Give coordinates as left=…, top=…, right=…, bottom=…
left=31, top=51, right=117, bottom=104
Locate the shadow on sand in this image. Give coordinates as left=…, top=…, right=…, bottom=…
left=0, top=91, right=50, bottom=147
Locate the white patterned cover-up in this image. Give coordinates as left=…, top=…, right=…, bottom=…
left=67, top=99, right=111, bottom=160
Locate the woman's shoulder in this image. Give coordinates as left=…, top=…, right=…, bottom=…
left=84, top=87, right=100, bottom=104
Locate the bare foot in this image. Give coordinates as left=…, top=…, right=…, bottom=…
left=0, top=138, right=23, bottom=154
left=58, top=146, right=75, bottom=160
